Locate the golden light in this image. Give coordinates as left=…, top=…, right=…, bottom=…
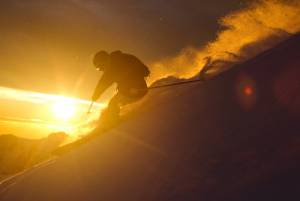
left=52, top=101, right=76, bottom=121
left=0, top=86, right=107, bottom=138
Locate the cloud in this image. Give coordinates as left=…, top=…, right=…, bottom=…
left=0, top=86, right=104, bottom=106
left=0, top=116, right=64, bottom=126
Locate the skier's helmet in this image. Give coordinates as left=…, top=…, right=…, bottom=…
left=93, top=51, right=109, bottom=71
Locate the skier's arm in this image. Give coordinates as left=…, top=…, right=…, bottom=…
left=92, top=73, right=114, bottom=101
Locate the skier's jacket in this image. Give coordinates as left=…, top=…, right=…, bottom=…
left=93, top=51, right=150, bottom=100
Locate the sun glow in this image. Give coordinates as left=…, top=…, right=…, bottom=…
left=0, top=86, right=107, bottom=138
left=52, top=101, right=76, bottom=121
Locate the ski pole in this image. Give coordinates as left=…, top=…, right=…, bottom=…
left=87, top=101, right=94, bottom=114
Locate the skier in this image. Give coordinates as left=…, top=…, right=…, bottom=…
left=91, top=50, right=150, bottom=122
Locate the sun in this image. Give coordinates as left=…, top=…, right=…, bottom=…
left=52, top=101, right=76, bottom=121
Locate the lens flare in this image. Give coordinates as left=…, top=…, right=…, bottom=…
left=244, top=85, right=254, bottom=96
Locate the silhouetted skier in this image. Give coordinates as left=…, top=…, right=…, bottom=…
left=92, top=50, right=150, bottom=123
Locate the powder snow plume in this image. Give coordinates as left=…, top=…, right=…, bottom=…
left=148, top=0, right=300, bottom=84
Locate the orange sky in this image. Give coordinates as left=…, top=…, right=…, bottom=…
left=0, top=0, right=246, bottom=138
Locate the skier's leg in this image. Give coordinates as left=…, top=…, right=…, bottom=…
left=101, top=82, right=148, bottom=122
left=107, top=94, right=121, bottom=115
left=99, top=93, right=121, bottom=125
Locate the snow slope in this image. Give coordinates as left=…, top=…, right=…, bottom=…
left=0, top=33, right=299, bottom=201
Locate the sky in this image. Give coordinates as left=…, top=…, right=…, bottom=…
left=0, top=0, right=248, bottom=138
left=0, top=0, right=246, bottom=98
